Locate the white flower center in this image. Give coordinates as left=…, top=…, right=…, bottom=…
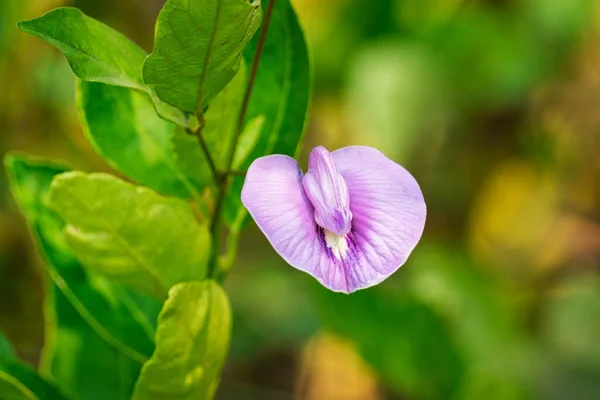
left=324, top=229, right=349, bottom=260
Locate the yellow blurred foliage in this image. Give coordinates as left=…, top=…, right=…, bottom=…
left=296, top=332, right=381, bottom=400
left=469, top=160, right=559, bottom=272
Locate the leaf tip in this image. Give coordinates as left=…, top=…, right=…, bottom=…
left=16, top=7, right=84, bottom=34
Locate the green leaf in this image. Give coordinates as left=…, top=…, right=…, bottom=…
left=232, top=115, right=265, bottom=171
left=17, top=7, right=143, bottom=89
left=17, top=7, right=188, bottom=127
left=0, top=333, right=62, bottom=400
left=0, top=330, right=70, bottom=400
left=143, top=0, right=262, bottom=115
left=48, top=172, right=211, bottom=298
left=0, top=361, right=70, bottom=400
left=0, top=371, right=36, bottom=400
left=224, top=0, right=311, bottom=227
left=132, top=281, right=231, bottom=400
left=45, top=286, right=142, bottom=400
left=76, top=81, right=211, bottom=201
left=5, top=154, right=160, bottom=365
left=202, top=62, right=246, bottom=170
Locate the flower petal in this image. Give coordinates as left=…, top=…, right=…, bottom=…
left=302, top=146, right=352, bottom=236
left=331, top=146, right=427, bottom=290
left=242, top=146, right=426, bottom=294
left=241, top=155, right=353, bottom=292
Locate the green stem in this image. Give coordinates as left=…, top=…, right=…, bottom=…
left=228, top=169, right=246, bottom=177
left=207, top=0, right=277, bottom=278
left=215, top=208, right=246, bottom=282
left=187, top=125, right=220, bottom=185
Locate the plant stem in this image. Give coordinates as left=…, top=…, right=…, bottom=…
left=207, top=0, right=277, bottom=278
left=228, top=170, right=246, bottom=177
left=187, top=125, right=220, bottom=184
left=227, top=0, right=277, bottom=174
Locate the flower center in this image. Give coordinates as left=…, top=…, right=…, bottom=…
left=323, top=229, right=349, bottom=260
left=302, top=146, right=353, bottom=237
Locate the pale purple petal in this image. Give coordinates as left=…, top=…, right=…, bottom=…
left=302, top=146, right=352, bottom=236
left=241, top=155, right=355, bottom=292
left=241, top=146, right=426, bottom=294
left=330, top=146, right=426, bottom=290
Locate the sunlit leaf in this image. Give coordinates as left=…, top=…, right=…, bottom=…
left=132, top=281, right=231, bottom=400
left=225, top=0, right=311, bottom=227
left=77, top=81, right=211, bottom=201
left=6, top=157, right=151, bottom=399
left=48, top=172, right=211, bottom=298
left=7, top=157, right=155, bottom=400
left=5, top=154, right=160, bottom=364
left=17, top=7, right=188, bottom=127
left=143, top=0, right=262, bottom=115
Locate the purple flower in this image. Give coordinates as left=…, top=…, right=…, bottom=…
left=241, top=145, right=426, bottom=294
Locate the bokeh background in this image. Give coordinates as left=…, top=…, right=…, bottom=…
left=2, top=0, right=600, bottom=399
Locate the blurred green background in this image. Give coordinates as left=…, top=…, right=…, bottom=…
left=2, top=0, right=600, bottom=398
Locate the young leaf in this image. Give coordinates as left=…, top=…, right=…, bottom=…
left=224, top=0, right=311, bottom=226
left=77, top=81, right=211, bottom=201
left=143, top=0, right=262, bottom=115
left=132, top=281, right=231, bottom=400
left=48, top=172, right=211, bottom=298
left=0, top=331, right=70, bottom=400
left=17, top=7, right=188, bottom=127
left=232, top=115, right=265, bottom=171
left=5, top=154, right=159, bottom=364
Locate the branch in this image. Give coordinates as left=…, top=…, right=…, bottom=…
left=228, top=170, right=246, bottom=177
left=186, top=126, right=220, bottom=184
left=207, top=0, right=277, bottom=278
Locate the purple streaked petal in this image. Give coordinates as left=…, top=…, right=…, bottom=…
left=331, top=146, right=426, bottom=289
left=241, top=146, right=426, bottom=294
left=302, top=146, right=352, bottom=236
left=241, top=155, right=352, bottom=292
